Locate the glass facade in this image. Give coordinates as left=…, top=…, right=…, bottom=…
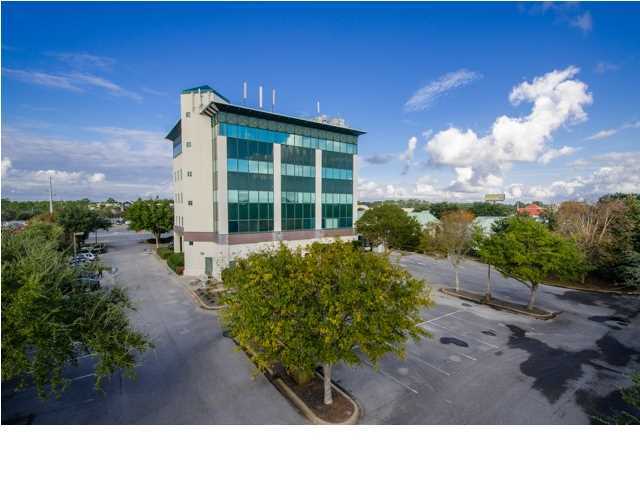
left=322, top=151, right=353, bottom=229
left=227, top=138, right=274, bottom=233
left=173, top=136, right=182, bottom=158
left=281, top=145, right=316, bottom=230
left=217, top=112, right=358, bottom=155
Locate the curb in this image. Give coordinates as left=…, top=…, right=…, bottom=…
left=541, top=281, right=640, bottom=296
left=273, top=373, right=361, bottom=425
left=440, top=287, right=557, bottom=320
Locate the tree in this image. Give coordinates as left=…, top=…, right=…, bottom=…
left=1, top=224, right=151, bottom=397
left=355, top=203, right=421, bottom=251
left=56, top=203, right=111, bottom=246
left=478, top=217, right=585, bottom=310
left=425, top=210, right=475, bottom=292
left=221, top=241, right=432, bottom=405
left=124, top=199, right=173, bottom=248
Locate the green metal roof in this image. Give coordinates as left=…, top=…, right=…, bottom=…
left=181, top=85, right=231, bottom=103
left=408, top=211, right=439, bottom=227
left=165, top=120, right=181, bottom=141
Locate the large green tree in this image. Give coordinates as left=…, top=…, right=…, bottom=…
left=478, top=216, right=585, bottom=310
left=56, top=203, right=111, bottom=245
left=355, top=203, right=421, bottom=251
left=221, top=241, right=432, bottom=405
left=1, top=224, right=151, bottom=397
left=124, top=199, right=173, bottom=248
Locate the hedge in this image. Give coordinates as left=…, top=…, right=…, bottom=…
left=157, top=247, right=172, bottom=259
left=167, top=252, right=185, bottom=273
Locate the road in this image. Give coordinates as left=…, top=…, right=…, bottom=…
left=329, top=252, right=640, bottom=424
left=2, top=226, right=304, bottom=424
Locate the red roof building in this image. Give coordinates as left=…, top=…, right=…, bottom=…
left=517, top=204, right=545, bottom=217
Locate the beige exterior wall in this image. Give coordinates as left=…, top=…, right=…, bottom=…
left=179, top=91, right=215, bottom=234
left=184, top=235, right=356, bottom=278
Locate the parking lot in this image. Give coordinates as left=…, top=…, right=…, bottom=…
left=332, top=253, right=640, bottom=424
left=3, top=235, right=638, bottom=424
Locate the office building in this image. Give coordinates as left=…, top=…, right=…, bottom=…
left=165, top=85, right=365, bottom=277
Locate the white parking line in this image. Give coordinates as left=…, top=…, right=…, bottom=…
left=417, top=310, right=464, bottom=327
left=70, top=373, right=96, bottom=382
left=361, top=360, right=420, bottom=394
left=429, top=320, right=500, bottom=349
left=406, top=352, right=451, bottom=376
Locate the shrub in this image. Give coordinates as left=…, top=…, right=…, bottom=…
left=157, top=247, right=172, bottom=259
left=167, top=252, right=184, bottom=272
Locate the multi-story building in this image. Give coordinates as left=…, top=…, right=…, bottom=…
left=165, top=85, right=365, bottom=277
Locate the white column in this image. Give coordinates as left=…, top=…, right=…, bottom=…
left=216, top=135, right=228, bottom=234
left=273, top=144, right=282, bottom=232
left=352, top=154, right=358, bottom=226
left=315, top=149, right=322, bottom=230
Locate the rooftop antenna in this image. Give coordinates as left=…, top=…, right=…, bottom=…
left=259, top=85, right=263, bottom=109
left=271, top=88, right=276, bottom=112
left=49, top=176, right=54, bottom=215
left=242, top=81, right=247, bottom=105
left=316, top=101, right=321, bottom=115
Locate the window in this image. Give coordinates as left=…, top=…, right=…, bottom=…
left=186, top=112, right=191, bottom=118
left=187, top=171, right=192, bottom=177
left=217, top=119, right=358, bottom=154
left=188, top=241, right=194, bottom=246
left=188, top=200, right=193, bottom=206
left=321, top=151, right=353, bottom=229
left=227, top=138, right=274, bottom=234
left=186, top=141, right=192, bottom=148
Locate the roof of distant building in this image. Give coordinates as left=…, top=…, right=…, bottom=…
left=408, top=210, right=439, bottom=227
left=517, top=204, right=545, bottom=216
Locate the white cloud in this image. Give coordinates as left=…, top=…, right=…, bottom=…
left=2, top=126, right=170, bottom=171
left=594, top=61, right=619, bottom=74
left=538, top=146, right=577, bottom=164
left=2, top=165, right=170, bottom=201
left=362, top=135, right=418, bottom=171
left=587, top=129, right=617, bottom=140
left=426, top=66, right=590, bottom=191
left=2, top=68, right=82, bottom=92
left=404, top=69, right=482, bottom=112
left=507, top=151, right=640, bottom=202
left=586, top=121, right=640, bottom=141
left=2, top=68, right=141, bottom=101
left=570, top=11, right=593, bottom=33
left=1, top=157, right=12, bottom=176
left=88, top=173, right=106, bottom=183
left=47, top=52, right=115, bottom=70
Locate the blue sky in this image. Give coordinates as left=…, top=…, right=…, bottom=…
left=2, top=1, right=639, bottom=202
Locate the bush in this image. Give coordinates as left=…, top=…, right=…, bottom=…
left=167, top=252, right=184, bottom=272
left=157, top=247, right=172, bottom=259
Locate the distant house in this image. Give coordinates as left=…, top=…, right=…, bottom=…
left=517, top=204, right=545, bottom=217
left=473, top=216, right=507, bottom=235
left=408, top=210, right=440, bottom=230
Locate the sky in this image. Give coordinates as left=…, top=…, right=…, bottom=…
left=1, top=1, right=639, bottom=203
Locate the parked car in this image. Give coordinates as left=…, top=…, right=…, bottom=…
left=81, top=243, right=107, bottom=254
left=78, top=252, right=96, bottom=262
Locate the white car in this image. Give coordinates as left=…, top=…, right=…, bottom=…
left=78, top=252, right=96, bottom=262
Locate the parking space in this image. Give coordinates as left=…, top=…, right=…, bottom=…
left=334, top=253, right=640, bottom=424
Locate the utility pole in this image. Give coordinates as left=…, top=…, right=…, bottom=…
left=49, top=176, right=54, bottom=215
